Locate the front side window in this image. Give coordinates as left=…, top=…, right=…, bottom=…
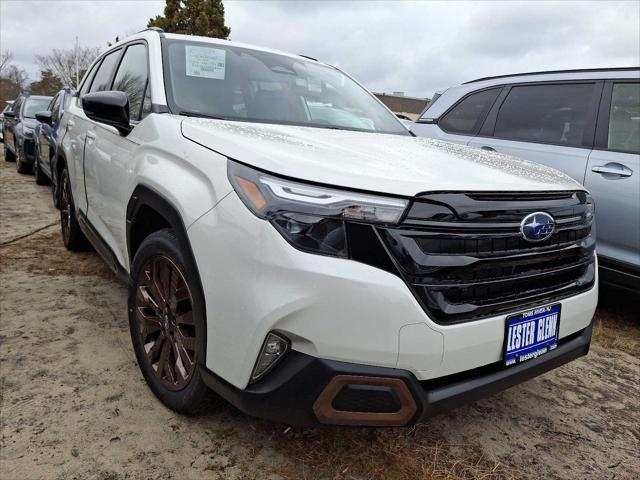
left=23, top=97, right=52, bottom=119
left=438, top=88, right=500, bottom=134
left=608, top=83, right=640, bottom=153
left=90, top=49, right=122, bottom=93
left=112, top=44, right=149, bottom=121
left=12, top=97, right=23, bottom=113
left=49, top=93, right=61, bottom=123
left=79, top=62, right=99, bottom=96
left=163, top=40, right=408, bottom=135
left=494, top=83, right=595, bottom=147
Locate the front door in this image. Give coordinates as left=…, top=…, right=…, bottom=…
left=584, top=81, right=640, bottom=274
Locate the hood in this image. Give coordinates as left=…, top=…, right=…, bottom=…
left=181, top=118, right=582, bottom=197
left=22, top=118, right=39, bottom=130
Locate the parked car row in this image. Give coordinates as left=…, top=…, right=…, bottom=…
left=0, top=28, right=629, bottom=428
left=412, top=68, right=640, bottom=291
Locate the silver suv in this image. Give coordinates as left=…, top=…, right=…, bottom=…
left=412, top=68, right=640, bottom=291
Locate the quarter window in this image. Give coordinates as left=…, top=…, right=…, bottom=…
left=607, top=83, right=640, bottom=153
left=439, top=88, right=500, bottom=134
left=494, top=84, right=595, bottom=147
left=112, top=44, right=149, bottom=121
left=89, top=49, right=122, bottom=93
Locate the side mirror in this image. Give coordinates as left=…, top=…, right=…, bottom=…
left=81, top=91, right=132, bottom=135
left=35, top=110, right=52, bottom=125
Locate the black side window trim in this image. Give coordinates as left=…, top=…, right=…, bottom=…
left=436, top=86, right=504, bottom=135
left=594, top=79, right=640, bottom=155
left=477, top=80, right=604, bottom=150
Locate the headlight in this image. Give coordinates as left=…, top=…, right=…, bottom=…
left=585, top=194, right=595, bottom=220
left=228, top=160, right=408, bottom=257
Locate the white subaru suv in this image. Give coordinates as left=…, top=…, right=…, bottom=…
left=56, top=29, right=598, bottom=427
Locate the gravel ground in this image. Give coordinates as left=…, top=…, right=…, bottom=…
left=1, top=151, right=639, bottom=480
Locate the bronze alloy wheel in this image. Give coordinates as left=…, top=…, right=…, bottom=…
left=60, top=173, right=72, bottom=244
left=135, top=255, right=197, bottom=391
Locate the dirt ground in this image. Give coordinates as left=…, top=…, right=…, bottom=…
left=1, top=152, right=639, bottom=480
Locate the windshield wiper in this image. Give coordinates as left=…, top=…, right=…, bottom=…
left=178, top=111, right=230, bottom=120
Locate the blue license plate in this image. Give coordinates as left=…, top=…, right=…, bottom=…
left=504, top=304, right=560, bottom=366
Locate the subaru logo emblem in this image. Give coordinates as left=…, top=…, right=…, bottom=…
left=520, top=212, right=555, bottom=242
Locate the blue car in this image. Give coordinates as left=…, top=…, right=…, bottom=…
left=3, top=94, right=52, bottom=173
left=34, top=88, right=73, bottom=207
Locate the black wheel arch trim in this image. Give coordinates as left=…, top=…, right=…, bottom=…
left=126, top=184, right=209, bottom=365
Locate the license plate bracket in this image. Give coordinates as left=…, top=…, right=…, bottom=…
left=504, top=304, right=560, bottom=366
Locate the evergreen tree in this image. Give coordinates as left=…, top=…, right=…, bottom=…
left=29, top=70, right=64, bottom=96
left=148, top=0, right=231, bottom=39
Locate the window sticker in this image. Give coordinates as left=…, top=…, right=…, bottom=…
left=185, top=46, right=226, bottom=79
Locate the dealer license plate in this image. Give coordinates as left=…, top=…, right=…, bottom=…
left=504, top=304, right=560, bottom=366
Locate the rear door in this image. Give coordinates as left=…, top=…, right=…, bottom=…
left=584, top=80, right=640, bottom=274
left=467, top=82, right=602, bottom=183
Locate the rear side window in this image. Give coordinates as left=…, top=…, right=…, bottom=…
left=90, top=50, right=122, bottom=93
left=439, top=88, right=500, bottom=134
left=608, top=83, right=640, bottom=153
left=494, top=83, right=595, bottom=147
left=112, top=44, right=149, bottom=121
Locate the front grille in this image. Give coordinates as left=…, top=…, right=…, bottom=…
left=377, top=191, right=595, bottom=324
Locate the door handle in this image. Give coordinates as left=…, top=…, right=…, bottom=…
left=481, top=146, right=496, bottom=152
left=591, top=164, right=633, bottom=178
left=86, top=131, right=96, bottom=144
left=67, top=120, right=75, bottom=130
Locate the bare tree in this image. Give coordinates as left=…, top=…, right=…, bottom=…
left=0, top=50, right=14, bottom=77
left=35, top=46, right=101, bottom=89
left=5, top=65, right=28, bottom=90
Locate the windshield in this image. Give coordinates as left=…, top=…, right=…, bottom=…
left=163, top=40, right=408, bottom=135
left=23, top=98, right=51, bottom=119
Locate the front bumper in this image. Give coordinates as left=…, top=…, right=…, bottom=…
left=188, top=192, right=598, bottom=390
left=201, top=323, right=592, bottom=427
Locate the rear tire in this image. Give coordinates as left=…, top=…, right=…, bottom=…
left=128, top=229, right=221, bottom=414
left=34, top=156, right=50, bottom=185
left=59, top=167, right=90, bottom=251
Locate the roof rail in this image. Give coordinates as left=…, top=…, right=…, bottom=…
left=138, top=26, right=165, bottom=36
left=463, top=66, right=640, bottom=84
left=299, top=54, right=318, bottom=62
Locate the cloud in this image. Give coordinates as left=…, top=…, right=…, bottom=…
left=1, top=0, right=638, bottom=98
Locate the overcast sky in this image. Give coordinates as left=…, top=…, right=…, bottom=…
left=1, top=0, right=639, bottom=98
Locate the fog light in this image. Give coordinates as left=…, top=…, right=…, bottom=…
left=250, top=332, right=290, bottom=383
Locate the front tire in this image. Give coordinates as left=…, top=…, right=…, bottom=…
left=16, top=148, right=32, bottom=174
left=3, top=140, right=16, bottom=162
left=59, top=167, right=90, bottom=251
left=128, top=229, right=219, bottom=414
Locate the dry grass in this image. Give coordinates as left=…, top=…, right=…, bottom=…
left=0, top=228, right=114, bottom=279
left=255, top=425, right=517, bottom=480
left=592, top=286, right=640, bottom=356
